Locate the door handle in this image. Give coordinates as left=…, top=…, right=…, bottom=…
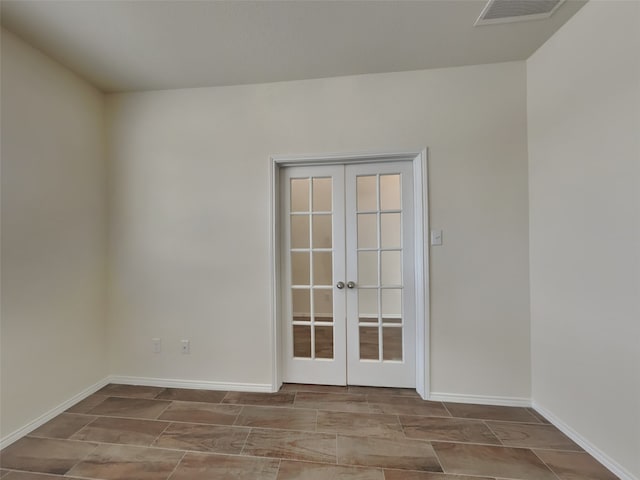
left=347, top=281, right=356, bottom=289
left=336, top=281, right=345, bottom=289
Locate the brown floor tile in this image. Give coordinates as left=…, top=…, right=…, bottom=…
left=29, top=414, right=95, bottom=440
left=444, top=403, right=540, bottom=423
left=158, top=401, right=241, bottom=425
left=367, top=396, right=450, bottom=417
left=235, top=406, right=317, bottom=431
left=70, top=416, right=169, bottom=446
left=337, top=435, right=441, bottom=472
left=156, top=387, right=227, bottom=403
left=243, top=428, right=336, bottom=463
left=97, top=384, right=165, bottom=399
left=281, top=384, right=349, bottom=394
left=65, top=394, right=108, bottom=414
left=223, top=391, right=296, bottom=407
left=349, top=386, right=419, bottom=397
left=87, top=396, right=170, bottom=419
left=277, top=460, right=384, bottom=479
left=487, top=421, right=582, bottom=451
left=294, top=392, right=375, bottom=413
left=3, top=473, right=66, bottom=480
left=317, top=411, right=403, bottom=438
left=400, top=416, right=500, bottom=444
left=0, top=437, right=97, bottom=475
left=432, top=442, right=556, bottom=480
left=67, top=444, right=183, bottom=480
left=0, top=470, right=9, bottom=478
left=170, top=452, right=279, bottom=480
left=153, top=423, right=249, bottom=454
left=527, top=408, right=552, bottom=424
left=383, top=471, right=494, bottom=480
left=535, top=450, right=619, bottom=480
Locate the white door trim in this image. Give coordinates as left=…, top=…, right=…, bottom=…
left=269, top=149, right=430, bottom=399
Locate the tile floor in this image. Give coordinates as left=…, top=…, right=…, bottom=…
left=0, top=383, right=619, bottom=480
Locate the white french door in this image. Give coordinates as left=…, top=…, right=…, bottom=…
left=281, top=161, right=416, bottom=388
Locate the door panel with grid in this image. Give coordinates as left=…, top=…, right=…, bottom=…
left=282, top=165, right=346, bottom=385
left=282, top=161, right=415, bottom=387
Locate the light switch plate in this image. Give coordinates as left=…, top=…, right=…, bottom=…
left=431, top=229, right=443, bottom=246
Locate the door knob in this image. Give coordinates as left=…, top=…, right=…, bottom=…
left=347, top=281, right=356, bottom=289
left=336, top=281, right=345, bottom=289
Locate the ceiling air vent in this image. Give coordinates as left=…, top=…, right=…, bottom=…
left=475, top=0, right=566, bottom=26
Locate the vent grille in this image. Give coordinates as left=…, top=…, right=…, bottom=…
left=475, top=0, right=565, bottom=26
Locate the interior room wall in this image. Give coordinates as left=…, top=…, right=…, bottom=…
left=0, top=29, right=107, bottom=440
left=527, top=1, right=640, bottom=478
left=106, top=60, right=531, bottom=399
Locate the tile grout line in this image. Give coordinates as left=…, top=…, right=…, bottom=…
left=149, top=419, right=174, bottom=448
left=59, top=437, right=101, bottom=478
left=232, top=406, right=245, bottom=426
left=153, top=387, right=169, bottom=400
left=239, top=427, right=252, bottom=456
left=24, top=426, right=587, bottom=456
left=427, top=440, right=446, bottom=475
left=274, top=458, right=282, bottom=479
left=154, top=399, right=175, bottom=420
left=63, top=414, right=101, bottom=442
left=482, top=419, right=505, bottom=446
left=530, top=449, right=564, bottom=480
left=165, top=450, right=187, bottom=480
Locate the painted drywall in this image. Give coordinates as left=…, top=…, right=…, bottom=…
left=528, top=1, right=640, bottom=478
left=107, top=61, right=531, bottom=399
left=0, top=29, right=107, bottom=439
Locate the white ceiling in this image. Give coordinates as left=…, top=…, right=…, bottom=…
left=0, top=0, right=586, bottom=93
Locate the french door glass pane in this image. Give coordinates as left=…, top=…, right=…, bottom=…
left=292, top=289, right=310, bottom=321
left=291, top=215, right=310, bottom=248
left=358, top=289, right=378, bottom=323
left=313, top=251, right=332, bottom=285
left=356, top=176, right=377, bottom=211
left=380, top=174, right=400, bottom=210
left=358, top=251, right=378, bottom=286
left=315, top=326, right=334, bottom=358
left=313, top=178, right=332, bottom=211
left=291, top=252, right=310, bottom=285
left=357, top=214, right=377, bottom=248
left=313, top=289, right=333, bottom=322
left=380, top=213, right=401, bottom=248
left=383, top=327, right=402, bottom=361
left=359, top=326, right=379, bottom=360
left=291, top=178, right=310, bottom=212
left=381, top=289, right=401, bottom=321
left=381, top=251, right=401, bottom=285
left=293, top=325, right=311, bottom=358
left=312, top=215, right=332, bottom=248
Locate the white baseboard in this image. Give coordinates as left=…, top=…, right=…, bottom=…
left=429, top=391, right=531, bottom=407
left=532, top=402, right=638, bottom=480
left=108, top=375, right=274, bottom=393
left=0, top=377, right=110, bottom=450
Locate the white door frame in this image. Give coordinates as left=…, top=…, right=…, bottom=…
left=269, top=149, right=430, bottom=399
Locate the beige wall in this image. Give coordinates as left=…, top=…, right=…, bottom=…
left=0, top=29, right=107, bottom=438
left=527, top=1, right=640, bottom=478
left=107, top=61, right=531, bottom=398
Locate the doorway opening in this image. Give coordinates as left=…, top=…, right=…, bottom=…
left=269, top=151, right=430, bottom=399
